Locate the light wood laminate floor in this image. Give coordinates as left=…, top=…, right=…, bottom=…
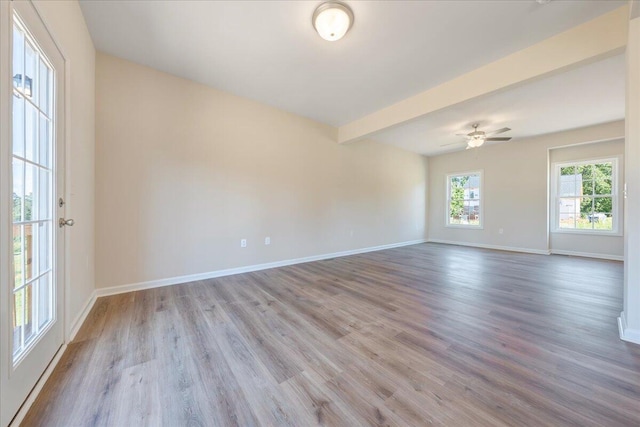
left=23, top=243, right=640, bottom=426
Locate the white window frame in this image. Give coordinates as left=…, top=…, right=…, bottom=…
left=446, top=170, right=483, bottom=229
left=550, top=157, right=621, bottom=236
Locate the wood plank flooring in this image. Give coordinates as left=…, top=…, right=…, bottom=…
left=22, top=243, right=640, bottom=426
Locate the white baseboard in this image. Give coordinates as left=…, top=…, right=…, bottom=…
left=618, top=312, right=640, bottom=345
left=550, top=249, right=623, bottom=261
left=68, top=290, right=97, bottom=342
left=427, top=239, right=550, bottom=256
left=9, top=343, right=67, bottom=427
left=96, top=239, right=428, bottom=297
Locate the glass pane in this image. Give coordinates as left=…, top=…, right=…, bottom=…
left=560, top=166, right=575, bottom=176
left=30, top=223, right=40, bottom=279
left=39, top=59, right=50, bottom=115
left=596, top=196, right=613, bottom=215
left=38, top=274, right=52, bottom=329
left=13, top=288, right=25, bottom=356
left=13, top=158, right=24, bottom=222
left=465, top=200, right=480, bottom=225
left=470, top=187, right=480, bottom=200
left=467, top=175, right=479, bottom=192
left=578, top=197, right=594, bottom=230
left=581, top=180, right=593, bottom=196
left=594, top=197, right=613, bottom=230
left=24, top=163, right=36, bottom=221
left=559, top=197, right=578, bottom=229
left=449, top=200, right=462, bottom=224
left=39, top=115, right=50, bottom=167
left=450, top=176, right=466, bottom=190
left=24, top=224, right=34, bottom=282
left=38, top=222, right=51, bottom=273
left=38, top=169, right=51, bottom=220
left=25, top=102, right=38, bottom=163
left=576, top=164, right=592, bottom=180
left=23, top=283, right=35, bottom=345
left=591, top=197, right=613, bottom=231
left=13, top=94, right=24, bottom=157
left=12, top=26, right=24, bottom=90
left=595, top=179, right=612, bottom=196
left=13, top=224, right=24, bottom=289
left=25, top=41, right=37, bottom=103
left=559, top=175, right=579, bottom=196
left=594, top=163, right=612, bottom=181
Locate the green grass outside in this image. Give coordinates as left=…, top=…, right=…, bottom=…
left=560, top=217, right=613, bottom=231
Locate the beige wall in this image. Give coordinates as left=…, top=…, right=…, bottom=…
left=549, top=139, right=624, bottom=258
left=34, top=1, right=95, bottom=335
left=95, top=53, right=428, bottom=289
left=427, top=121, right=624, bottom=257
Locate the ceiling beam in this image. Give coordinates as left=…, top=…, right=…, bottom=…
left=338, top=5, right=629, bottom=144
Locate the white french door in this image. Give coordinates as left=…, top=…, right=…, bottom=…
left=0, top=1, right=66, bottom=426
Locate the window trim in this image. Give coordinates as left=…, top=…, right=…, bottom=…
left=550, top=156, right=621, bottom=236
left=445, top=170, right=484, bottom=229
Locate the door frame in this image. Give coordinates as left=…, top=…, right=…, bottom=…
left=0, top=1, right=71, bottom=425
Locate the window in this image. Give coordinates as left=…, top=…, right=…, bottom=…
left=446, top=171, right=482, bottom=228
left=552, top=158, right=619, bottom=234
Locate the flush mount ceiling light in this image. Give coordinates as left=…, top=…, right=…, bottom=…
left=312, top=2, right=354, bottom=42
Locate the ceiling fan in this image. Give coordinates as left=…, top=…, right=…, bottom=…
left=442, top=124, right=512, bottom=149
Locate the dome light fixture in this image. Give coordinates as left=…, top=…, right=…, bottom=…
left=312, top=2, right=354, bottom=42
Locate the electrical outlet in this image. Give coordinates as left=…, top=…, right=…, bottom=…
left=240, top=239, right=247, bottom=248
left=499, top=228, right=504, bottom=234
left=265, top=237, right=271, bottom=245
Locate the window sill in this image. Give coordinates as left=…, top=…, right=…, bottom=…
left=445, top=224, right=484, bottom=230
left=552, top=229, right=622, bottom=237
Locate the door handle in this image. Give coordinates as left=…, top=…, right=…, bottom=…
left=58, top=218, right=75, bottom=228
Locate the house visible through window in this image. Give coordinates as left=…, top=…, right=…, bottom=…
left=553, top=159, right=618, bottom=233
left=447, top=171, right=482, bottom=227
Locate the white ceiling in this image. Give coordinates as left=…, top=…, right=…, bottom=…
left=79, top=0, right=625, bottom=128
left=371, top=54, right=626, bottom=156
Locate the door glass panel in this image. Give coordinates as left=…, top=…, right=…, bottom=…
left=38, top=58, right=50, bottom=115
left=25, top=101, right=38, bottom=162
left=13, top=288, right=24, bottom=357
left=11, top=19, right=55, bottom=364
left=38, top=169, right=50, bottom=219
left=12, top=25, right=23, bottom=90
left=12, top=158, right=24, bottom=222
left=39, top=115, right=49, bottom=167
left=24, top=40, right=37, bottom=103
left=13, top=225, right=23, bottom=289
left=12, top=94, right=24, bottom=156
left=23, top=284, right=35, bottom=345
left=38, top=222, right=50, bottom=273
left=38, top=274, right=52, bottom=329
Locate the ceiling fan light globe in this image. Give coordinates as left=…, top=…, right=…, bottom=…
left=468, top=138, right=484, bottom=148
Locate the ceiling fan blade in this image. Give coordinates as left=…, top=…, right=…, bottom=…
left=455, top=132, right=472, bottom=136
left=485, top=127, right=511, bottom=135
left=485, top=137, right=512, bottom=142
